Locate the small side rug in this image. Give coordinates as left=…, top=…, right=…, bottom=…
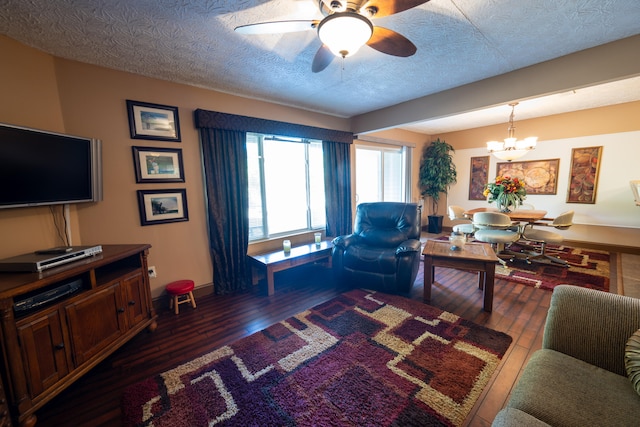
left=430, top=238, right=610, bottom=292
left=122, top=289, right=512, bottom=427
left=495, top=242, right=610, bottom=292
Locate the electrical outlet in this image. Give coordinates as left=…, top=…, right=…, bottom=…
left=148, top=266, right=157, bottom=278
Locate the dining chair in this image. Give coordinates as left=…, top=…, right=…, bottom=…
left=448, top=205, right=475, bottom=238
left=517, top=203, right=535, bottom=210
left=472, top=212, right=520, bottom=265
left=521, top=210, right=575, bottom=266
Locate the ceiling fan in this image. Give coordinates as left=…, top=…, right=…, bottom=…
left=234, top=0, right=430, bottom=72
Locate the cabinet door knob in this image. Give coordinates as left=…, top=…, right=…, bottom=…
left=128, top=300, right=136, bottom=306
left=55, top=343, right=65, bottom=350
left=117, top=307, right=126, bottom=313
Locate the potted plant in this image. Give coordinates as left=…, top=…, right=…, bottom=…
left=419, top=139, right=457, bottom=233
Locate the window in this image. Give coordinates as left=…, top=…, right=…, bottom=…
left=247, top=133, right=325, bottom=241
left=355, top=144, right=409, bottom=203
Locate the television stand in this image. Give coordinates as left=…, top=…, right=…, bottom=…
left=0, top=244, right=157, bottom=427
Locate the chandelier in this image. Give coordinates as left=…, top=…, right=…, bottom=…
left=317, top=12, right=373, bottom=58
left=487, top=103, right=537, bottom=162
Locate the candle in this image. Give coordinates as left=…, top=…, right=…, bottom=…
left=314, top=232, right=322, bottom=244
left=283, top=240, right=291, bottom=253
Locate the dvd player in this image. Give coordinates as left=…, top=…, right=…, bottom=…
left=0, top=245, right=103, bottom=272
left=14, top=278, right=83, bottom=313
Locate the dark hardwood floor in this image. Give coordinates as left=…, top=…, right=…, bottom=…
left=34, top=260, right=558, bottom=427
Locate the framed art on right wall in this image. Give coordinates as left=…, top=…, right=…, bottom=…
left=567, top=146, right=603, bottom=204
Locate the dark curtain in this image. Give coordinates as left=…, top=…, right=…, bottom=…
left=323, top=140, right=352, bottom=237
left=200, top=128, right=250, bottom=295
left=195, top=108, right=353, bottom=294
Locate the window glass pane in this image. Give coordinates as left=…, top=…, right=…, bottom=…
left=355, top=148, right=381, bottom=203
left=246, top=133, right=325, bottom=241
left=246, top=135, right=264, bottom=240
left=356, top=145, right=408, bottom=203
left=263, top=139, right=307, bottom=234
left=383, top=150, right=404, bottom=202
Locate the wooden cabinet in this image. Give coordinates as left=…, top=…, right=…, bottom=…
left=16, top=309, right=70, bottom=399
left=64, top=283, right=126, bottom=365
left=0, top=245, right=157, bottom=427
left=121, top=271, right=149, bottom=327
left=0, top=373, right=10, bottom=427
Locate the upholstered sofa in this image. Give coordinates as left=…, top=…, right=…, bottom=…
left=331, top=202, right=421, bottom=295
left=493, top=285, right=640, bottom=427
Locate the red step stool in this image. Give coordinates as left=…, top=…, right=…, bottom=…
left=166, top=279, right=197, bottom=314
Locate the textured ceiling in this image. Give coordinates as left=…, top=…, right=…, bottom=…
left=1, top=0, right=639, bottom=133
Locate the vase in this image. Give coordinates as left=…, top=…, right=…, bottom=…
left=496, top=193, right=518, bottom=213
left=498, top=204, right=513, bottom=213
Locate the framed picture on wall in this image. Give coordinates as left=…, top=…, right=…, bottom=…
left=137, top=189, right=189, bottom=226
left=567, top=146, right=603, bottom=204
left=497, top=159, right=560, bottom=195
left=469, top=156, right=489, bottom=200
left=132, top=146, right=184, bottom=183
left=126, top=100, right=181, bottom=142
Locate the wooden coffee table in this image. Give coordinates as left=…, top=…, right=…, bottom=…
left=422, top=239, right=500, bottom=312
left=248, top=241, right=333, bottom=296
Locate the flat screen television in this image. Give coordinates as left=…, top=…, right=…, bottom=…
left=0, top=122, right=102, bottom=209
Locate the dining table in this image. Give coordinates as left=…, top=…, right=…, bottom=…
left=463, top=207, right=548, bottom=224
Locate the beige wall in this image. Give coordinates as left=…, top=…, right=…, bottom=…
left=0, top=37, right=83, bottom=257
left=0, top=36, right=349, bottom=298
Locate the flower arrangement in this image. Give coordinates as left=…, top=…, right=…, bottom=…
left=483, top=176, right=527, bottom=212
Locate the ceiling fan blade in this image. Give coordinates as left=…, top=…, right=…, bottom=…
left=312, top=45, right=335, bottom=73
left=235, top=20, right=318, bottom=35
left=367, top=26, right=417, bottom=57
left=360, top=0, right=430, bottom=18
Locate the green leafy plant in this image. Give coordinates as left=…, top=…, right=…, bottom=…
left=419, top=139, right=457, bottom=215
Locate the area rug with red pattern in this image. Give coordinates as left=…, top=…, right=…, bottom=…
left=122, top=289, right=512, bottom=427
left=494, top=242, right=610, bottom=292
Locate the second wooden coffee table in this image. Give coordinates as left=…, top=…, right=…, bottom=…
left=249, top=241, right=333, bottom=296
left=422, top=239, right=500, bottom=312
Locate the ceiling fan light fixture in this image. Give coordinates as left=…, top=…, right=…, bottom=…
left=318, top=12, right=373, bottom=58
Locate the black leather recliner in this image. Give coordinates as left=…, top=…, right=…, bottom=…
left=331, top=202, right=422, bottom=294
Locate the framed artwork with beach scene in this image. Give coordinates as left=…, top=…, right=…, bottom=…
left=137, top=189, right=189, bottom=226
left=127, top=100, right=181, bottom=142
left=132, top=146, right=184, bottom=183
